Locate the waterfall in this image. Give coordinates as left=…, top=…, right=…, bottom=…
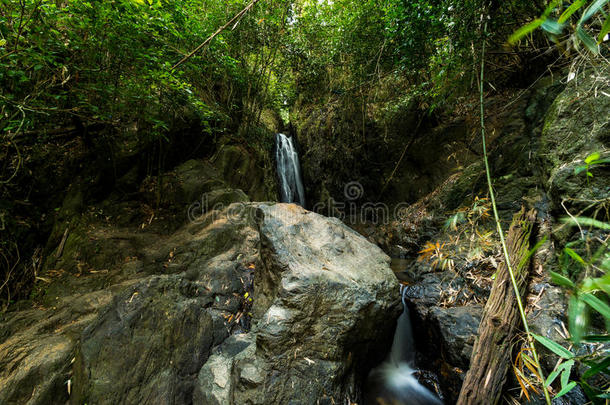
left=275, top=133, right=305, bottom=206
left=364, top=286, right=443, bottom=405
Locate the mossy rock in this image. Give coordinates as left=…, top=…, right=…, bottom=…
left=212, top=145, right=268, bottom=201
left=539, top=73, right=610, bottom=216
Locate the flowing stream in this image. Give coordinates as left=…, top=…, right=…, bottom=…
left=365, top=286, right=443, bottom=405
left=275, top=133, right=305, bottom=206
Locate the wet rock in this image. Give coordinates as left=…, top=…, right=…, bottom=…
left=428, top=305, right=482, bottom=370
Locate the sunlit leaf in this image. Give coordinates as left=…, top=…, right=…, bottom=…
left=585, top=152, right=601, bottom=164
left=559, top=0, right=587, bottom=23
left=509, top=19, right=544, bottom=44
left=580, top=0, right=609, bottom=23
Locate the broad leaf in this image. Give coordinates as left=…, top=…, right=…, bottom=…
left=585, top=152, right=601, bottom=164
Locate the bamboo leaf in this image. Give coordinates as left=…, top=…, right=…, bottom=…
left=545, top=368, right=562, bottom=386
left=581, top=334, right=610, bottom=342
left=509, top=19, right=544, bottom=44
left=555, top=381, right=578, bottom=398
left=582, top=357, right=610, bottom=380
left=560, top=216, right=610, bottom=229
left=522, top=353, right=543, bottom=380
left=599, top=14, right=610, bottom=43
left=576, top=25, right=600, bottom=53
left=564, top=247, right=587, bottom=266
left=561, top=365, right=571, bottom=389
left=533, top=334, right=574, bottom=359
left=580, top=0, right=609, bottom=23
left=580, top=293, right=610, bottom=319
left=550, top=271, right=576, bottom=288
left=514, top=366, right=532, bottom=401
left=541, top=18, right=565, bottom=34
left=569, top=295, right=588, bottom=343
left=559, top=0, right=587, bottom=23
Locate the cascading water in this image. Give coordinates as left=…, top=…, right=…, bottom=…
left=364, top=286, right=443, bottom=405
left=275, top=133, right=306, bottom=207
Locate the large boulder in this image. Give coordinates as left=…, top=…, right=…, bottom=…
left=0, top=203, right=400, bottom=405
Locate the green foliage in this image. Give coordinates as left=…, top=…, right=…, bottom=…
left=574, top=152, right=610, bottom=183
left=0, top=0, right=291, bottom=309
left=544, top=216, right=610, bottom=400
left=509, top=0, right=610, bottom=54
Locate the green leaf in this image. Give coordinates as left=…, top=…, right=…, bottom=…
left=576, top=25, right=600, bottom=53
left=561, top=362, right=572, bottom=388
left=560, top=216, right=610, bottom=230
left=509, top=19, right=544, bottom=44
left=559, top=0, right=587, bottom=23
left=550, top=271, right=576, bottom=288
left=555, top=381, right=578, bottom=398
left=585, top=152, right=601, bottom=164
left=545, top=368, right=562, bottom=386
left=580, top=0, right=609, bottom=23
left=564, top=247, right=587, bottom=266
left=574, top=165, right=588, bottom=175
left=581, top=334, right=610, bottom=342
left=598, top=14, right=610, bottom=43
left=0, top=39, right=6, bottom=47
left=569, top=295, right=587, bottom=343
left=543, top=0, right=564, bottom=18
left=532, top=334, right=574, bottom=359
left=580, top=293, right=610, bottom=319
left=582, top=357, right=610, bottom=379
left=541, top=18, right=565, bottom=34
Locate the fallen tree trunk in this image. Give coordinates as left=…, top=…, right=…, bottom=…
left=457, top=208, right=536, bottom=405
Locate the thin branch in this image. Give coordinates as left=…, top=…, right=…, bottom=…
left=171, top=0, right=262, bottom=70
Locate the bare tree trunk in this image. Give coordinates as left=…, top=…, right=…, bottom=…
left=457, top=208, right=536, bottom=405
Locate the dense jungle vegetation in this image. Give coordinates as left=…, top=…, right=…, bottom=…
left=1, top=0, right=609, bottom=402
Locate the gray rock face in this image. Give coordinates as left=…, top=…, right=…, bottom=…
left=0, top=203, right=400, bottom=405
left=539, top=73, right=610, bottom=215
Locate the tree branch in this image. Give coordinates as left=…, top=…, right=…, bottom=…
left=171, top=0, right=262, bottom=70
